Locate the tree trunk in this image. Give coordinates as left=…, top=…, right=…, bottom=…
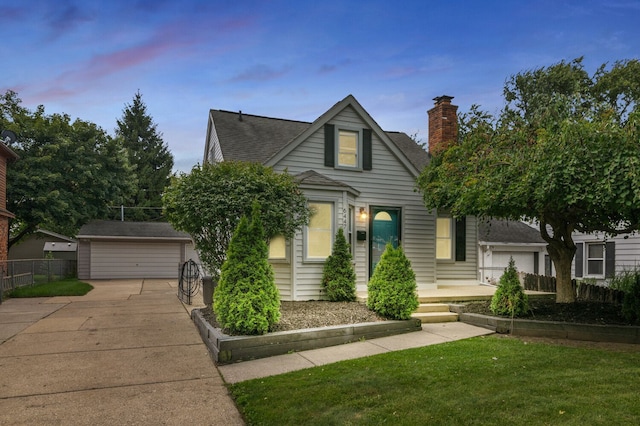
left=552, top=249, right=575, bottom=303
left=540, top=218, right=577, bottom=304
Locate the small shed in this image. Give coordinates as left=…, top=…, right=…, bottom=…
left=77, top=220, right=198, bottom=280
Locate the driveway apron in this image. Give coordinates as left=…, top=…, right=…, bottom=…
left=0, top=279, right=244, bottom=425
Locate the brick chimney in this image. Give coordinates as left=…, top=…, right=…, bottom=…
left=427, top=95, right=458, bottom=156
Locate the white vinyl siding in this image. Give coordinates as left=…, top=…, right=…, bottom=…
left=436, top=216, right=478, bottom=283
left=272, top=105, right=446, bottom=298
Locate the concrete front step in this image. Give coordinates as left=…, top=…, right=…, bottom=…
left=414, top=303, right=451, bottom=313
left=412, top=311, right=459, bottom=323
left=412, top=303, right=459, bottom=323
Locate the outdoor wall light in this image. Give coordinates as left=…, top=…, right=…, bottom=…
left=359, top=207, right=368, bottom=220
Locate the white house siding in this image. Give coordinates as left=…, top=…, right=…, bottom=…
left=90, top=241, right=182, bottom=279
left=436, top=216, right=479, bottom=285
left=272, top=106, right=439, bottom=299
left=271, top=258, right=293, bottom=300
left=77, top=240, right=90, bottom=280
left=571, top=232, right=640, bottom=281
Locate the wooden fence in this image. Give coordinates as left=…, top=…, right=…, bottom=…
left=523, top=273, right=625, bottom=304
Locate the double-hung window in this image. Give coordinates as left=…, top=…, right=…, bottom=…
left=338, top=129, right=359, bottom=168
left=324, top=124, right=372, bottom=170
left=436, top=217, right=453, bottom=260
left=586, top=242, right=604, bottom=276
left=306, top=202, right=333, bottom=260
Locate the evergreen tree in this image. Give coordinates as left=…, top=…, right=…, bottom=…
left=213, top=202, right=281, bottom=335
left=367, top=243, right=419, bottom=320
left=490, top=257, right=529, bottom=317
left=322, top=228, right=357, bottom=302
left=116, top=91, right=173, bottom=221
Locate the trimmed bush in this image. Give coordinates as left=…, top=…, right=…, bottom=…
left=213, top=202, right=280, bottom=335
left=490, top=257, right=529, bottom=317
left=367, top=243, right=419, bottom=320
left=322, top=228, right=357, bottom=302
left=621, top=273, right=640, bottom=324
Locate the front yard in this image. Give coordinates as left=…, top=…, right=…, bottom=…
left=230, top=335, right=640, bottom=425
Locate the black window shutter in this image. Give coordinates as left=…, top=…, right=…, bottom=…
left=324, top=124, right=335, bottom=167
left=605, top=241, right=615, bottom=278
left=575, top=243, right=583, bottom=277
left=455, top=217, right=466, bottom=261
left=363, top=128, right=372, bottom=170
left=533, top=252, right=539, bottom=275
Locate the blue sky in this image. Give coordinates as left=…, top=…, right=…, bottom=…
left=2, top=0, right=639, bottom=172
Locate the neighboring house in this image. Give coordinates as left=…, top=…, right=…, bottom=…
left=0, top=137, right=18, bottom=264
left=477, top=219, right=547, bottom=284
left=77, top=220, right=199, bottom=280
left=204, top=95, right=479, bottom=301
left=8, top=229, right=77, bottom=260
left=571, top=232, right=640, bottom=283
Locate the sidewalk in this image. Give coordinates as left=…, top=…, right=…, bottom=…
left=0, top=280, right=244, bottom=425
left=217, top=321, right=494, bottom=384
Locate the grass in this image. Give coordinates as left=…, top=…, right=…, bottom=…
left=230, top=336, right=640, bottom=425
left=7, top=278, right=93, bottom=297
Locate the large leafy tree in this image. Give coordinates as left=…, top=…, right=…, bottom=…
left=418, top=58, right=640, bottom=303
left=163, top=161, right=311, bottom=281
left=1, top=90, right=135, bottom=247
left=115, top=91, right=173, bottom=221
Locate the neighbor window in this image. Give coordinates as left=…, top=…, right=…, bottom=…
left=338, top=129, right=359, bottom=167
left=436, top=217, right=453, bottom=260
left=586, top=242, right=604, bottom=276
left=306, top=202, right=333, bottom=259
left=268, top=235, right=287, bottom=260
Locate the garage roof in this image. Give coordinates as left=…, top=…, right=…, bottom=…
left=478, top=219, right=546, bottom=245
left=77, top=220, right=191, bottom=240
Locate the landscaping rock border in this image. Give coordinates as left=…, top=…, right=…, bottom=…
left=192, top=309, right=422, bottom=364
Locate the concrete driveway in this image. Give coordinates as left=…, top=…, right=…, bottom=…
left=0, top=279, right=244, bottom=425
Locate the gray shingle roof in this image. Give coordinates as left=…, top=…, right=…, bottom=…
left=478, top=219, right=546, bottom=244
left=210, top=110, right=310, bottom=163
left=77, top=220, right=191, bottom=240
left=295, top=170, right=360, bottom=195
left=210, top=109, right=430, bottom=170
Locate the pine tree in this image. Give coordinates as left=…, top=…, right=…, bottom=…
left=116, top=91, right=173, bottom=221
left=213, top=202, right=281, bottom=335
left=490, top=257, right=529, bottom=317
left=367, top=243, right=419, bottom=320
left=322, top=228, right=356, bottom=301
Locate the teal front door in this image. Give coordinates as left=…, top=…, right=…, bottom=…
left=370, top=207, right=401, bottom=275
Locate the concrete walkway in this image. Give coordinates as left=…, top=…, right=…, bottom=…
left=217, top=321, right=494, bottom=384
left=0, top=280, right=244, bottom=425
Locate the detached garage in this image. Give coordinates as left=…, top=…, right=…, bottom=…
left=77, top=220, right=198, bottom=279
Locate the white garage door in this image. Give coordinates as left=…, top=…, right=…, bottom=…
left=493, top=251, right=535, bottom=275
left=91, top=241, right=181, bottom=279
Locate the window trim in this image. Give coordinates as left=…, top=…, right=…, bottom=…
left=436, top=216, right=454, bottom=261
left=268, top=234, right=289, bottom=263
left=304, top=200, right=335, bottom=262
left=585, top=241, right=605, bottom=278
left=335, top=126, right=363, bottom=170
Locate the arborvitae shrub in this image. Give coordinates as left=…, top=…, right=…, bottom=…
left=490, top=257, right=529, bottom=317
left=322, top=228, right=357, bottom=302
left=367, top=243, right=419, bottom=320
left=621, top=273, right=640, bottom=324
left=213, top=202, right=280, bottom=335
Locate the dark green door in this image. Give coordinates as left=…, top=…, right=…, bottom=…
left=369, top=207, right=401, bottom=275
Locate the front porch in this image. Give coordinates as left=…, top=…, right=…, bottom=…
left=359, top=284, right=556, bottom=323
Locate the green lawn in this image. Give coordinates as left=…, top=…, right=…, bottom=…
left=231, top=336, right=640, bottom=425
left=7, top=278, right=93, bottom=298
